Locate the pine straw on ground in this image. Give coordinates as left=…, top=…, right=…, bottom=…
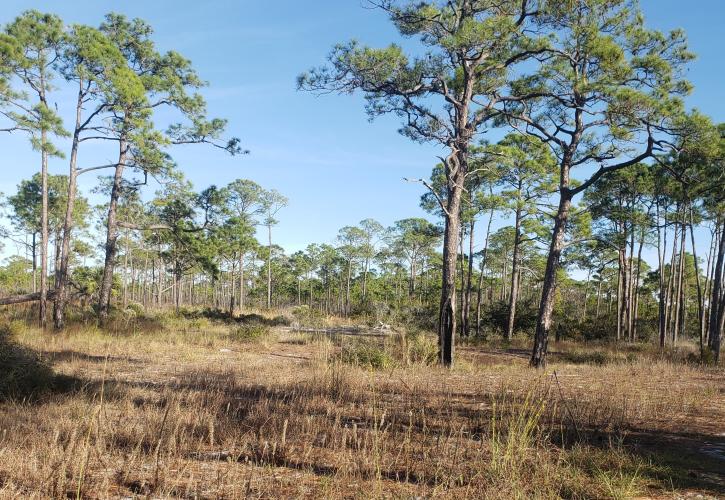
left=0, top=321, right=723, bottom=499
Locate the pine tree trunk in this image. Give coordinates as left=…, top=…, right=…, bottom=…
left=595, top=278, right=603, bottom=319
left=704, top=226, right=718, bottom=345
left=39, top=131, right=49, bottom=329
left=345, top=259, right=351, bottom=316
left=54, top=82, right=87, bottom=329
left=462, top=220, right=474, bottom=337
left=267, top=225, right=272, bottom=309
left=707, top=218, right=725, bottom=362
left=531, top=190, right=572, bottom=368
left=459, top=227, right=466, bottom=331
left=32, top=233, right=37, bottom=294
left=664, top=223, right=679, bottom=344
left=239, top=252, right=245, bottom=312
left=98, top=138, right=128, bottom=324
left=632, top=231, right=645, bottom=341
left=616, top=246, right=625, bottom=342
left=506, top=206, right=522, bottom=340
left=476, top=206, right=494, bottom=336
left=673, top=222, right=686, bottom=345
left=657, top=203, right=667, bottom=348
left=362, top=257, right=369, bottom=300
left=439, top=167, right=465, bottom=367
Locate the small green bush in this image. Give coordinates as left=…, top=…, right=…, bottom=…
left=687, top=347, right=715, bottom=365
left=407, top=334, right=438, bottom=365
left=291, top=305, right=325, bottom=328
left=341, top=341, right=393, bottom=370
left=126, top=302, right=145, bottom=316
left=228, top=323, right=271, bottom=342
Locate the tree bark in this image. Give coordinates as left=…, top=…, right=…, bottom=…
left=31, top=233, right=37, bottom=294
left=707, top=218, right=725, bottom=362
left=657, top=203, right=667, bottom=348
left=476, top=206, right=494, bottom=336
left=54, top=85, right=83, bottom=329
left=664, top=223, right=679, bottom=345
left=439, top=160, right=465, bottom=367
left=531, top=189, right=572, bottom=368
left=632, top=230, right=645, bottom=341
left=672, top=221, right=686, bottom=345
left=266, top=225, right=272, bottom=309
left=98, top=138, right=128, bottom=324
left=506, top=205, right=523, bottom=340
left=462, top=220, right=475, bottom=336
left=39, top=130, right=49, bottom=329
left=0, top=290, right=55, bottom=306
left=687, top=209, right=705, bottom=357
left=239, top=252, right=245, bottom=312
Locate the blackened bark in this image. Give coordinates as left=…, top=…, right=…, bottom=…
left=439, top=169, right=464, bottom=367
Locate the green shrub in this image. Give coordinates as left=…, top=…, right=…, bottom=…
left=407, top=333, right=438, bottom=365
left=126, top=302, right=145, bottom=316
left=228, top=323, right=271, bottom=342
left=341, top=341, right=393, bottom=370
left=270, top=315, right=291, bottom=326
left=687, top=347, right=716, bottom=365
left=291, top=305, right=325, bottom=328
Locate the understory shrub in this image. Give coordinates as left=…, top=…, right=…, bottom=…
left=341, top=340, right=393, bottom=370
left=228, top=322, right=272, bottom=342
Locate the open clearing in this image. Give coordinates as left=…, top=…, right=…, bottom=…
left=0, top=316, right=723, bottom=499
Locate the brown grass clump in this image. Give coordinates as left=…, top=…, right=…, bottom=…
left=0, top=312, right=722, bottom=498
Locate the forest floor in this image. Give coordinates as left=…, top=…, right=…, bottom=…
left=0, top=310, right=723, bottom=499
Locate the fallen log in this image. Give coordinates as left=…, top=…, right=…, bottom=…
left=0, top=290, right=56, bottom=306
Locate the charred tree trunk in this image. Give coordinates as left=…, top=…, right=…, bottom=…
left=439, top=153, right=466, bottom=367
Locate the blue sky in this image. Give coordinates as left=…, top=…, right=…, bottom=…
left=1, top=0, right=723, bottom=260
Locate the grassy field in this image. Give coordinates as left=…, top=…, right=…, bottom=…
left=0, top=309, right=723, bottom=498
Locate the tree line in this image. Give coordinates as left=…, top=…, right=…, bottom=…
left=0, top=2, right=723, bottom=369
left=0, top=11, right=242, bottom=328
left=298, top=0, right=724, bottom=366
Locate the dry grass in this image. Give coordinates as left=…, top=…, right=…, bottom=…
left=0, top=311, right=723, bottom=499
